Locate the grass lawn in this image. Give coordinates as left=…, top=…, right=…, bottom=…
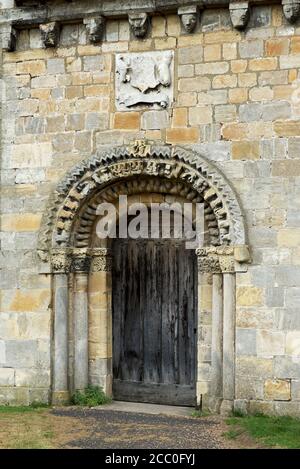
left=1, top=404, right=300, bottom=449
left=0, top=406, right=54, bottom=449
left=0, top=405, right=89, bottom=449
left=225, top=414, right=300, bottom=449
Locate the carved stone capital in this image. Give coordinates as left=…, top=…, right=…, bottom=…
left=0, top=23, right=17, bottom=52
left=196, top=249, right=221, bottom=273
left=83, top=15, right=105, bottom=43
left=71, top=248, right=91, bottom=273
left=51, top=249, right=71, bottom=274
left=282, top=0, right=300, bottom=23
left=39, top=22, right=60, bottom=48
left=178, top=5, right=198, bottom=33
left=218, top=255, right=235, bottom=273
left=196, top=247, right=237, bottom=273
left=90, top=248, right=113, bottom=272
left=128, top=12, right=149, bottom=38
left=229, top=2, right=250, bottom=30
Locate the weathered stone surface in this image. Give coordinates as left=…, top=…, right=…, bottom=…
left=47, top=58, right=65, bottom=74
left=274, top=401, right=300, bottom=417
left=15, top=369, right=50, bottom=387
left=248, top=400, right=275, bottom=415
left=236, top=356, right=273, bottom=378
left=166, top=127, right=199, bottom=143
left=239, top=39, right=263, bottom=58
left=285, top=331, right=300, bottom=356
left=0, top=387, right=30, bottom=406
left=257, top=330, right=285, bottom=356
left=0, top=368, right=15, bottom=387
left=236, top=328, right=257, bottom=356
left=274, top=356, right=300, bottom=379
left=236, top=376, right=264, bottom=399
left=141, top=110, right=169, bottom=130
left=0, top=341, right=6, bottom=366
left=232, top=141, right=260, bottom=160
left=275, top=266, right=300, bottom=286
left=5, top=340, right=38, bottom=368
left=236, top=287, right=263, bottom=306
left=291, top=380, right=300, bottom=400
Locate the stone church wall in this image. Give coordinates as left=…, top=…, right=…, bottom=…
left=0, top=1, right=300, bottom=415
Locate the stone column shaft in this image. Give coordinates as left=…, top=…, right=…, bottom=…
left=52, top=273, right=69, bottom=404
left=211, top=273, right=223, bottom=400
left=88, top=248, right=113, bottom=396
left=222, top=273, right=236, bottom=411
left=73, top=272, right=89, bottom=391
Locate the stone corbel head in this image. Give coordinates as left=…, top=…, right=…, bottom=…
left=83, top=16, right=106, bottom=43
left=128, top=12, right=149, bottom=38
left=1, top=24, right=17, bottom=52
left=178, top=5, right=198, bottom=33
left=282, top=0, right=300, bottom=23
left=229, top=2, right=250, bottom=30
left=39, top=21, right=60, bottom=48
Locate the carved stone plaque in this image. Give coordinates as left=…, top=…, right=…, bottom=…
left=115, top=51, right=174, bottom=111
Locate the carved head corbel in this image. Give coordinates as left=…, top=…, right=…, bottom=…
left=128, top=12, right=149, bottom=38
left=83, top=16, right=106, bottom=43
left=39, top=22, right=60, bottom=48
left=1, top=23, right=17, bottom=52
left=178, top=5, right=198, bottom=33
left=282, top=0, right=300, bottom=23
left=229, top=2, right=250, bottom=30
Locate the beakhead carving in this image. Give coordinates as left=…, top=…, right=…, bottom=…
left=39, top=22, right=60, bottom=48
left=83, top=16, right=106, bottom=43
left=282, top=0, right=300, bottom=23
left=128, top=12, right=149, bottom=38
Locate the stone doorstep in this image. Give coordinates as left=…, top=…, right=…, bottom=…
left=91, top=400, right=194, bottom=417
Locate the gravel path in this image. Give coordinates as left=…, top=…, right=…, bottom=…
left=51, top=408, right=227, bottom=449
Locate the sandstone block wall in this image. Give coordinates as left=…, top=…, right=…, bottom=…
left=0, top=4, right=300, bottom=414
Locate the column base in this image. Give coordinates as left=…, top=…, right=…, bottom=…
left=52, top=391, right=70, bottom=405
left=103, top=374, right=113, bottom=397
left=220, top=399, right=234, bottom=416
left=208, top=397, right=223, bottom=413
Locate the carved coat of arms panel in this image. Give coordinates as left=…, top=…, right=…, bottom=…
left=115, top=50, right=174, bottom=111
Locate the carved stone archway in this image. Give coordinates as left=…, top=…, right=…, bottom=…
left=38, top=143, right=250, bottom=413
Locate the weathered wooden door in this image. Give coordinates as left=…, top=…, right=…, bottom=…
left=112, top=236, right=197, bottom=406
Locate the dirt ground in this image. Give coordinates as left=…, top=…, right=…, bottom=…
left=0, top=406, right=263, bottom=449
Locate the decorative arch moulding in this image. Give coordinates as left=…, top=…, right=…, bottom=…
left=1, top=0, right=299, bottom=50
left=37, top=143, right=251, bottom=274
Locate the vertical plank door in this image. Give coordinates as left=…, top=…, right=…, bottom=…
left=112, top=236, right=197, bottom=406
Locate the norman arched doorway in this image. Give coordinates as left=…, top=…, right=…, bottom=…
left=38, top=142, right=250, bottom=414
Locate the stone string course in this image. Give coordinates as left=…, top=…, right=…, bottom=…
left=0, top=3, right=300, bottom=415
